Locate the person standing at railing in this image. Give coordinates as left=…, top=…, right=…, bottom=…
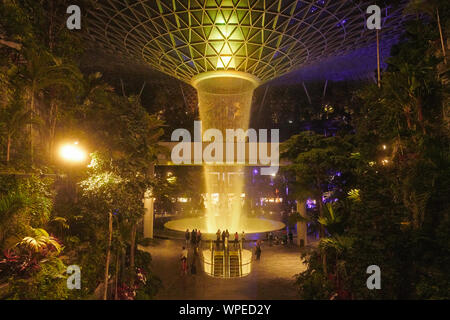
left=216, top=229, right=221, bottom=249
left=234, top=232, right=239, bottom=248
left=241, top=231, right=246, bottom=248
left=221, top=230, right=226, bottom=249
left=196, top=229, right=202, bottom=246
left=191, top=229, right=197, bottom=246
left=185, top=229, right=190, bottom=247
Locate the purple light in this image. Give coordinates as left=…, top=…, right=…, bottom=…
left=253, top=168, right=258, bottom=175
left=337, top=19, right=347, bottom=27
left=306, top=198, right=316, bottom=209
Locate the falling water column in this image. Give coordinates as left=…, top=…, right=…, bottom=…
left=191, top=71, right=260, bottom=233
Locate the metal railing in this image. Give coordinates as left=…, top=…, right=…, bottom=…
left=201, top=240, right=252, bottom=278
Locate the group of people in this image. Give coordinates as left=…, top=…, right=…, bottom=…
left=185, top=228, right=202, bottom=247
left=181, top=229, right=267, bottom=274
left=181, top=229, right=202, bottom=275
left=267, top=231, right=294, bottom=246
left=215, top=229, right=246, bottom=249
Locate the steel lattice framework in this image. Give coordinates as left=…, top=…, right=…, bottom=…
left=85, top=0, right=408, bottom=83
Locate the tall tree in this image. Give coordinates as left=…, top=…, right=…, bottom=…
left=0, top=93, right=33, bottom=163
left=405, top=0, right=448, bottom=64
left=282, top=132, right=352, bottom=225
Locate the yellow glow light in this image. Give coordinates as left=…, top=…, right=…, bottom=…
left=59, top=143, right=87, bottom=163
left=217, top=55, right=234, bottom=69
left=261, top=197, right=283, bottom=203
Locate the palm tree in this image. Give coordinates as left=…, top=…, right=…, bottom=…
left=0, top=191, right=28, bottom=249
left=383, top=53, right=439, bottom=134
left=21, top=48, right=82, bottom=163
left=0, top=94, right=35, bottom=163
left=373, top=1, right=402, bottom=88
left=319, top=235, right=354, bottom=291
left=405, top=0, right=447, bottom=64
left=317, top=203, right=346, bottom=275
left=318, top=203, right=343, bottom=235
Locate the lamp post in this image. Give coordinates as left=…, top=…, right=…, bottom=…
left=58, top=141, right=88, bottom=202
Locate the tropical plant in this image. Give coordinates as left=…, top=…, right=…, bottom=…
left=282, top=131, right=353, bottom=235
left=317, top=203, right=344, bottom=235
left=0, top=93, right=36, bottom=163
left=8, top=256, right=68, bottom=300
left=16, top=228, right=61, bottom=255
left=0, top=190, right=28, bottom=249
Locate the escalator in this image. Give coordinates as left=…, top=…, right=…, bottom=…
left=206, top=241, right=246, bottom=278
left=228, top=251, right=241, bottom=277
left=213, top=251, right=224, bottom=277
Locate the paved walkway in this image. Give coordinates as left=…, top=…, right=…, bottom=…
left=139, top=239, right=308, bottom=300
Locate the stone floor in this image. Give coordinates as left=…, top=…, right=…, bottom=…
left=139, top=239, right=308, bottom=300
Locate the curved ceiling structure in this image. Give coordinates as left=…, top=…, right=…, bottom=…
left=85, top=0, right=409, bottom=84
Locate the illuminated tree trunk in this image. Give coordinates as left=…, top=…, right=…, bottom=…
left=114, top=249, right=119, bottom=300
left=130, top=222, right=137, bottom=270
left=436, top=8, right=447, bottom=65
left=296, top=200, right=307, bottom=247
left=103, top=211, right=113, bottom=300
left=377, top=29, right=381, bottom=88
left=6, top=135, right=11, bottom=163
left=29, top=83, right=36, bottom=164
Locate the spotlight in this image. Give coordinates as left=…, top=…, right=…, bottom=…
left=59, top=142, right=87, bottom=163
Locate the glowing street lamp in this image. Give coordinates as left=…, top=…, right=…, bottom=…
left=58, top=142, right=87, bottom=202
left=59, top=142, right=87, bottom=163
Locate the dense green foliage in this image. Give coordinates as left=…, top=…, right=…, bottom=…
left=284, top=3, right=450, bottom=299
left=0, top=0, right=163, bottom=299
